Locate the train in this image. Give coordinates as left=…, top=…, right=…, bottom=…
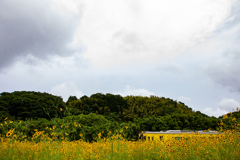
left=139, top=130, right=220, bottom=141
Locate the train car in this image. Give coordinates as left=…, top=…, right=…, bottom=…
left=139, top=130, right=219, bottom=141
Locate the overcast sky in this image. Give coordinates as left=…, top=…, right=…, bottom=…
left=1, top=0, right=240, bottom=117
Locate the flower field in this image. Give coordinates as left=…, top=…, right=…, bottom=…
left=1, top=114, right=240, bottom=160
left=1, top=132, right=240, bottom=160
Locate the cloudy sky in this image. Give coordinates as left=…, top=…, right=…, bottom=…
left=1, top=0, right=240, bottom=117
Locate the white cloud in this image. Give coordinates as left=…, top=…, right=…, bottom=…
left=115, top=85, right=155, bottom=97
left=202, top=107, right=227, bottom=118
left=50, top=81, right=84, bottom=101
left=51, top=0, right=84, bottom=15
left=72, top=0, right=233, bottom=67
left=178, top=96, right=191, bottom=104
left=217, top=98, right=239, bottom=111
left=202, top=98, right=240, bottom=117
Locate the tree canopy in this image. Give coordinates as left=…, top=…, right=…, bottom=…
left=1, top=91, right=234, bottom=138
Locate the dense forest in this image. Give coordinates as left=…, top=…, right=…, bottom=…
left=0, top=91, right=239, bottom=141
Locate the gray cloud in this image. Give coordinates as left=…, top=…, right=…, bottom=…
left=0, top=0, right=79, bottom=69
left=111, top=29, right=146, bottom=54
left=206, top=50, right=240, bottom=92
left=204, top=1, right=240, bottom=93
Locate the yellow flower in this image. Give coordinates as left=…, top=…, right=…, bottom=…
left=60, top=108, right=63, bottom=111
left=6, top=129, right=15, bottom=137
left=237, top=107, right=239, bottom=111
left=98, top=133, right=102, bottom=139
left=6, top=132, right=12, bottom=137
left=125, top=126, right=128, bottom=129
left=223, top=114, right=228, bottom=119
left=220, top=121, right=223, bottom=126
left=74, top=122, right=78, bottom=127
left=79, top=133, right=83, bottom=137
left=12, top=134, right=17, bottom=139
left=4, top=117, right=7, bottom=121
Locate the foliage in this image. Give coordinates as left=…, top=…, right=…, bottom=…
left=0, top=91, right=238, bottom=141
left=0, top=91, right=66, bottom=120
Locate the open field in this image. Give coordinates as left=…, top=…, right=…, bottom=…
left=1, top=129, right=239, bottom=160
left=1, top=111, right=240, bottom=160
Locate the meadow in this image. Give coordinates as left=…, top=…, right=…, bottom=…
left=1, top=113, right=240, bottom=160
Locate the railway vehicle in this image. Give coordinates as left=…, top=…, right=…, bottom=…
left=139, top=130, right=219, bottom=141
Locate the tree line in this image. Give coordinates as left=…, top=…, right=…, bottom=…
left=1, top=91, right=238, bottom=141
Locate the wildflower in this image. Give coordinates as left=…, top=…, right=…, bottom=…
left=60, top=108, right=63, bottom=111
left=61, top=125, right=63, bottom=128
left=12, top=134, right=17, bottom=139
left=4, top=117, right=7, bottom=121
left=79, top=133, right=83, bottom=137
left=98, top=133, right=101, bottom=139
left=52, top=126, right=56, bottom=130
left=6, top=132, right=12, bottom=137
left=74, top=122, right=78, bottom=127
left=220, top=121, right=223, bottom=126
left=223, top=114, right=228, bottom=119
left=125, top=126, right=128, bottom=129
left=6, top=129, right=15, bottom=137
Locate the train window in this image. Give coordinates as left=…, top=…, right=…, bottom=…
left=152, top=137, right=154, bottom=141
left=175, top=137, right=182, bottom=140
left=143, top=136, right=146, bottom=140
left=148, top=137, right=150, bottom=141
left=159, top=136, right=163, bottom=140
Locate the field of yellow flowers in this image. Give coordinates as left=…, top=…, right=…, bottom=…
left=1, top=114, right=240, bottom=160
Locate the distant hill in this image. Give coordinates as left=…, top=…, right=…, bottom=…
left=0, top=91, right=220, bottom=131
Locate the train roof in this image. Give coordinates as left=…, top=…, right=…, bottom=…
left=139, top=130, right=219, bottom=134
